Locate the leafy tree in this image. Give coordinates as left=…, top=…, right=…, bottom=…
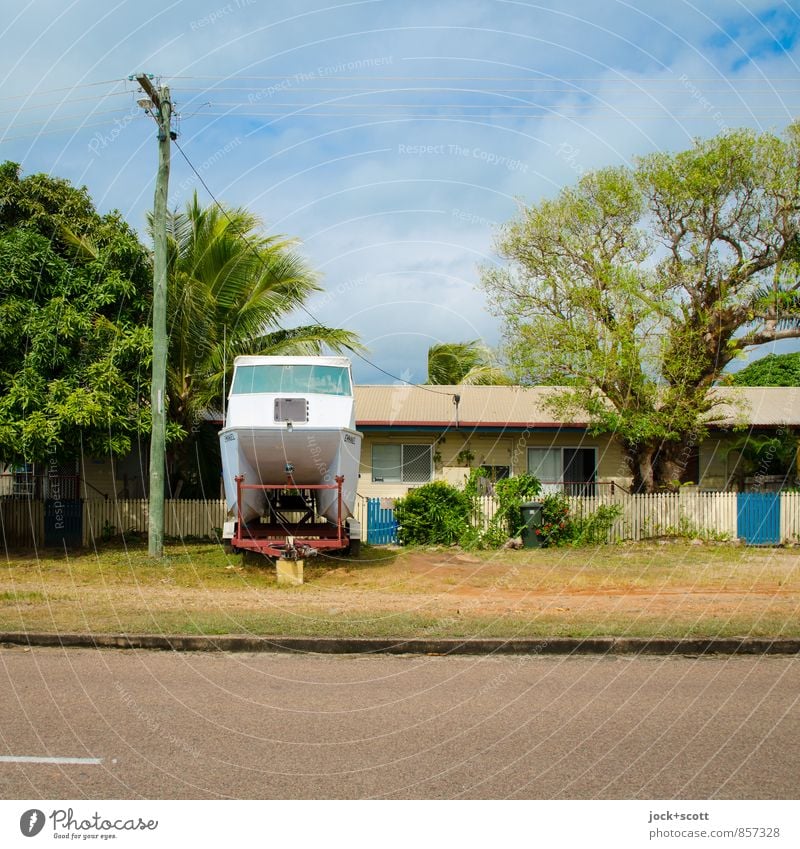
left=0, top=162, right=151, bottom=465
left=160, top=195, right=362, bottom=496
left=426, top=340, right=511, bottom=385
left=482, top=125, right=800, bottom=491
left=730, top=352, right=800, bottom=386
left=724, top=430, right=797, bottom=490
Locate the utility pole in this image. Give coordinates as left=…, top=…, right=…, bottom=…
left=135, top=73, right=173, bottom=558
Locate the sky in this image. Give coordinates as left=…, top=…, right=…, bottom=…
left=2, top=0, right=800, bottom=384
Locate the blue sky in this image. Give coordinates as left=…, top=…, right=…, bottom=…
left=2, top=0, right=800, bottom=383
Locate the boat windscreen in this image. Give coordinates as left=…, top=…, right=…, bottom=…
left=231, top=364, right=352, bottom=396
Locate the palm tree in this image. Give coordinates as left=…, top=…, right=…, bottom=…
left=426, top=340, right=511, bottom=385
left=153, top=194, right=361, bottom=496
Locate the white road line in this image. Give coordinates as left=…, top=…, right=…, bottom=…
left=0, top=756, right=103, bottom=765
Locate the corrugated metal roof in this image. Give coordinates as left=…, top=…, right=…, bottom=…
left=354, top=384, right=575, bottom=427
left=354, top=384, right=800, bottom=428
left=708, top=387, right=800, bottom=427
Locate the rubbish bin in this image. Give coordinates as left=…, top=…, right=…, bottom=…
left=520, top=501, right=543, bottom=548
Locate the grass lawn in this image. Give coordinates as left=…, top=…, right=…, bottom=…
left=1, top=540, right=798, bottom=639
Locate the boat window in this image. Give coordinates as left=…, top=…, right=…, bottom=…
left=231, top=364, right=352, bottom=396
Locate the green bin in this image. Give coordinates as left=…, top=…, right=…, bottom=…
left=520, top=501, right=543, bottom=548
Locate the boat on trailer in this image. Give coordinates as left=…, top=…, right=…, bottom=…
left=219, top=355, right=362, bottom=558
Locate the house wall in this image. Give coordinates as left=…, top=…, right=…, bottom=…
left=80, top=455, right=117, bottom=499
left=357, top=430, right=630, bottom=498
left=79, top=443, right=149, bottom=500
left=698, top=437, right=732, bottom=490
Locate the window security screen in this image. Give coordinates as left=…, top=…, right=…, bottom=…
left=371, top=444, right=432, bottom=483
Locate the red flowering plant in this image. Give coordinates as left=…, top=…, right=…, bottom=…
left=537, top=493, right=574, bottom=547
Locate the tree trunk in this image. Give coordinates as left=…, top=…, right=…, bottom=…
left=626, top=443, right=657, bottom=493
left=656, top=443, right=689, bottom=492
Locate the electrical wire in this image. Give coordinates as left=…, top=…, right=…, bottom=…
left=190, top=110, right=796, bottom=120
left=0, top=90, right=131, bottom=115
left=0, top=78, right=127, bottom=103
left=172, top=138, right=460, bottom=398
left=195, top=100, right=800, bottom=110
left=165, top=73, right=800, bottom=82
left=1, top=106, right=139, bottom=132
left=0, top=118, right=143, bottom=142
left=171, top=84, right=800, bottom=94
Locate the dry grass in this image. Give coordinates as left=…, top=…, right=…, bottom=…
left=1, top=540, right=798, bottom=639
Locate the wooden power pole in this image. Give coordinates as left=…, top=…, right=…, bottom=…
left=135, top=74, right=172, bottom=558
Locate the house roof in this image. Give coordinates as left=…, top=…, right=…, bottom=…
left=709, top=386, right=800, bottom=427
left=354, top=384, right=589, bottom=428
left=353, top=384, right=800, bottom=429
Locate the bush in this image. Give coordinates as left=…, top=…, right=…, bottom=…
left=461, top=471, right=541, bottom=548
left=573, top=504, right=622, bottom=545
left=394, top=481, right=472, bottom=546
left=492, top=474, right=542, bottom=536
left=536, top=494, right=621, bottom=547
left=537, top=493, right=573, bottom=547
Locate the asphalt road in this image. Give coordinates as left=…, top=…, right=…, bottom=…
left=0, top=648, right=797, bottom=799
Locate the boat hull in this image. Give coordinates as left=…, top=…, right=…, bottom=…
left=219, top=425, right=362, bottom=524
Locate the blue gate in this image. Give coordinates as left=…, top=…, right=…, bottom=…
left=737, top=492, right=781, bottom=545
left=367, top=498, right=398, bottom=544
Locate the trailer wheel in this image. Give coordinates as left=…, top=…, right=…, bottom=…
left=347, top=539, right=361, bottom=558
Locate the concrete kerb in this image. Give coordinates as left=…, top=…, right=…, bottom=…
left=1, top=632, right=798, bottom=656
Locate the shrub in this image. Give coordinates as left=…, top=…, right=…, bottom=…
left=394, top=481, right=472, bottom=546
left=537, top=493, right=573, bottom=547
left=462, top=470, right=541, bottom=548
left=536, top=494, right=621, bottom=547
left=492, top=474, right=542, bottom=536
left=571, top=503, right=622, bottom=545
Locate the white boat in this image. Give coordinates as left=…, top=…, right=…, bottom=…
left=219, top=355, right=362, bottom=526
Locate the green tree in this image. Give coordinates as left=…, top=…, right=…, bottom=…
left=730, top=352, right=800, bottom=386
left=160, top=195, right=361, bottom=496
left=0, top=162, right=151, bottom=465
left=426, top=340, right=511, bottom=385
left=482, top=125, right=800, bottom=492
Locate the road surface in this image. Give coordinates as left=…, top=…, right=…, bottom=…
left=0, top=648, right=797, bottom=799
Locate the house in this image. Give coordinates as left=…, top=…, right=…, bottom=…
left=3, top=385, right=798, bottom=502
left=353, top=384, right=800, bottom=497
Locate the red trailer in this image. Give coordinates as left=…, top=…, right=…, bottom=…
left=228, top=474, right=359, bottom=561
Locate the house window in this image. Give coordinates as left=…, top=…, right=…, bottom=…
left=372, top=444, right=432, bottom=483
left=527, top=447, right=597, bottom=496
left=479, top=465, right=510, bottom=483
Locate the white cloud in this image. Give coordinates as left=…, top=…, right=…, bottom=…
left=2, top=0, right=799, bottom=381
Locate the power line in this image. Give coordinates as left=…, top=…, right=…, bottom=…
left=172, top=84, right=800, bottom=94
left=172, top=138, right=458, bottom=397
left=191, top=110, right=796, bottom=120
left=0, top=78, right=127, bottom=103
left=196, top=100, right=800, bottom=110
left=1, top=106, right=139, bottom=132
left=0, top=118, right=142, bottom=142
left=166, top=73, right=800, bottom=82
left=0, top=90, right=132, bottom=116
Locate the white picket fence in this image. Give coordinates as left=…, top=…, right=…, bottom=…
left=2, top=491, right=800, bottom=548
left=82, top=499, right=228, bottom=546
left=473, top=490, right=800, bottom=543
